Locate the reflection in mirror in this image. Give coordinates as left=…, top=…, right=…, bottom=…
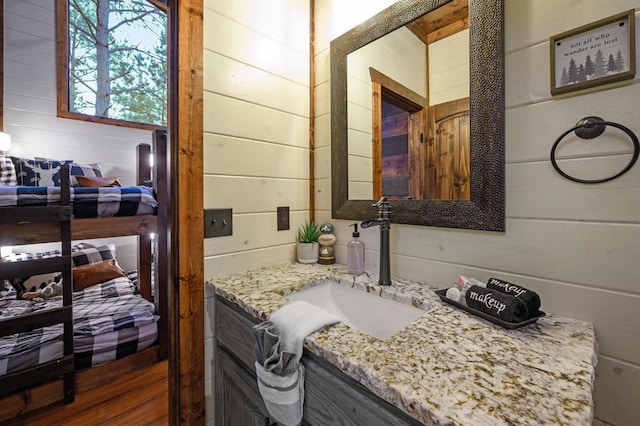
left=331, top=0, right=504, bottom=230
left=347, top=2, right=470, bottom=201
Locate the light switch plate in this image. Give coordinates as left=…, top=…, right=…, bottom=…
left=277, top=206, right=290, bottom=231
left=204, top=208, right=232, bottom=238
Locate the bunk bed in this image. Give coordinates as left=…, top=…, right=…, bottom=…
left=0, top=129, right=169, bottom=421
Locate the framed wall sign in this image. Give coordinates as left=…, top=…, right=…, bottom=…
left=550, top=10, right=635, bottom=96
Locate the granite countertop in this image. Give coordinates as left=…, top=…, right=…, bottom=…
left=206, top=263, right=598, bottom=426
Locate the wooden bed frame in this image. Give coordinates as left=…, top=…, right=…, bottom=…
left=0, top=129, right=169, bottom=422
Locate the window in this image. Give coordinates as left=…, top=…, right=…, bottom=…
left=57, top=0, right=167, bottom=128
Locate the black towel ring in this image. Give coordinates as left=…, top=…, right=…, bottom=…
left=550, top=116, right=640, bottom=184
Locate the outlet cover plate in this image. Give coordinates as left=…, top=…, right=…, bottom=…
left=277, top=206, right=290, bottom=231
left=204, top=208, right=233, bottom=238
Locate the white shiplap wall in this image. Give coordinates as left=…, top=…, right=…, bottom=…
left=202, top=0, right=311, bottom=278
left=202, top=1, right=310, bottom=424
left=3, top=0, right=153, bottom=271
left=314, top=1, right=640, bottom=425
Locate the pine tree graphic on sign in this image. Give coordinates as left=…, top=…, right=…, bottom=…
left=562, top=49, right=626, bottom=85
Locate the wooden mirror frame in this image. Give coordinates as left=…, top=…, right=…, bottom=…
left=331, top=0, right=505, bottom=231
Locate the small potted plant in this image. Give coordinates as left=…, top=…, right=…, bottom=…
left=296, top=221, right=321, bottom=263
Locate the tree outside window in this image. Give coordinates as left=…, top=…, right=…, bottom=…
left=58, top=0, right=167, bottom=128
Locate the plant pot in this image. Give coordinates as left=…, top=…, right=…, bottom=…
left=296, top=242, right=319, bottom=264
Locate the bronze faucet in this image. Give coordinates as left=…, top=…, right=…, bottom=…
left=360, top=197, right=392, bottom=286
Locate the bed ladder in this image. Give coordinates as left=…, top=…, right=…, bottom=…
left=0, top=165, right=75, bottom=403
left=137, top=128, right=169, bottom=360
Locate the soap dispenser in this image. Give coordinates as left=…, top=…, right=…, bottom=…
left=347, top=223, right=365, bottom=275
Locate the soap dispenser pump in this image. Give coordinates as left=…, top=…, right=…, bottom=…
left=347, top=223, right=365, bottom=275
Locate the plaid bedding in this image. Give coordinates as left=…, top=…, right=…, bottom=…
left=0, top=338, right=63, bottom=376
left=0, top=324, right=63, bottom=358
left=0, top=297, right=60, bottom=322
left=74, top=295, right=156, bottom=335
left=74, top=319, right=158, bottom=370
left=0, top=276, right=158, bottom=375
left=0, top=319, right=158, bottom=375
left=72, top=276, right=137, bottom=300
left=0, top=185, right=156, bottom=217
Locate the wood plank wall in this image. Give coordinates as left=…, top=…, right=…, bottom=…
left=202, top=1, right=311, bottom=424
left=380, top=109, right=410, bottom=199
left=201, top=0, right=312, bottom=279
left=313, top=1, right=640, bottom=425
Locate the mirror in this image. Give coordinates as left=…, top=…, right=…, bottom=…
left=347, top=3, right=470, bottom=201
left=331, top=0, right=505, bottom=230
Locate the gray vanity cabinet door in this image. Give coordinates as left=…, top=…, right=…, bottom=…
left=216, top=299, right=258, bottom=368
left=215, top=299, right=274, bottom=426
left=216, top=348, right=273, bottom=426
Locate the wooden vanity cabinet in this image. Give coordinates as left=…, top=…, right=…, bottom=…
left=216, top=347, right=271, bottom=425
left=214, top=296, right=423, bottom=426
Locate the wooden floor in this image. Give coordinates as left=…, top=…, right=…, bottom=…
left=7, top=360, right=169, bottom=426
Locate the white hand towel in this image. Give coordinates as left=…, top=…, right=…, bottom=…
left=269, top=300, right=340, bottom=365
left=252, top=300, right=340, bottom=426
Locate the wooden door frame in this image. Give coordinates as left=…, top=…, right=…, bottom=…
left=369, top=68, right=427, bottom=200
left=168, top=0, right=204, bottom=424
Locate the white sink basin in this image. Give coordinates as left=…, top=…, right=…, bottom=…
left=285, top=281, right=426, bottom=340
